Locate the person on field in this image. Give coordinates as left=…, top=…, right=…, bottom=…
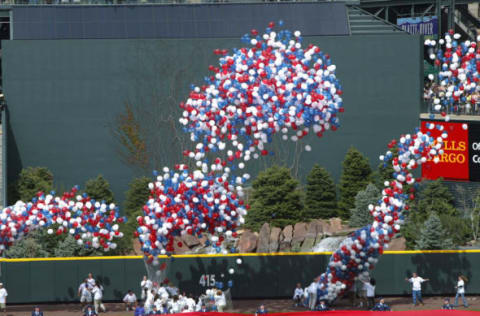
left=255, top=304, right=268, bottom=315
left=214, top=290, right=226, bottom=312
left=455, top=275, right=469, bottom=308
left=316, top=300, right=329, bottom=311
left=405, top=272, right=429, bottom=306
left=0, top=283, right=7, bottom=315
left=78, top=279, right=92, bottom=311
left=87, top=273, right=96, bottom=288
left=292, top=283, right=303, bottom=307
left=371, top=298, right=391, bottom=311
left=31, top=306, right=44, bottom=316
left=123, top=289, right=137, bottom=311
left=91, top=282, right=106, bottom=313
left=361, top=278, right=376, bottom=309
left=134, top=303, right=146, bottom=316
left=443, top=298, right=454, bottom=310
left=307, top=278, right=318, bottom=310
left=83, top=305, right=98, bottom=316
left=141, top=276, right=153, bottom=301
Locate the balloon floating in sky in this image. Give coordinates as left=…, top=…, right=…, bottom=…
left=424, top=31, right=480, bottom=115
left=0, top=186, right=126, bottom=253
left=138, top=21, right=344, bottom=258
left=316, top=129, right=445, bottom=302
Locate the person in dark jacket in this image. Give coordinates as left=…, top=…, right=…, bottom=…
left=371, top=298, right=391, bottom=311
left=317, top=300, right=329, bottom=311
left=255, top=304, right=268, bottom=315
left=83, top=305, right=98, bottom=316
left=443, top=298, right=454, bottom=310
left=31, top=306, right=44, bottom=316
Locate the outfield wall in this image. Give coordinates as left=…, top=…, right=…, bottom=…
left=0, top=251, right=478, bottom=304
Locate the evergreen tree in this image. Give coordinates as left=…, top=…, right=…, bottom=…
left=85, top=175, right=115, bottom=204
left=5, top=236, right=49, bottom=258
left=415, top=212, right=454, bottom=250
left=304, top=165, right=337, bottom=219
left=349, top=183, right=381, bottom=227
left=115, top=177, right=151, bottom=253
left=245, top=166, right=304, bottom=231
left=17, top=167, right=54, bottom=201
left=373, top=147, right=398, bottom=189
left=403, top=179, right=458, bottom=249
left=413, top=179, right=457, bottom=220
left=338, top=147, right=373, bottom=219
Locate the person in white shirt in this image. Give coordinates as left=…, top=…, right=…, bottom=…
left=455, top=275, right=469, bottom=308
left=123, top=290, right=137, bottom=311
left=292, top=283, right=303, bottom=307
left=87, top=273, right=96, bottom=288
left=361, top=278, right=376, bottom=309
left=214, top=290, right=227, bottom=312
left=307, top=277, right=319, bottom=310
left=78, top=280, right=92, bottom=311
left=91, top=283, right=106, bottom=313
left=405, top=273, right=429, bottom=306
left=141, top=276, right=153, bottom=301
left=0, top=283, right=7, bottom=314
left=144, top=289, right=155, bottom=314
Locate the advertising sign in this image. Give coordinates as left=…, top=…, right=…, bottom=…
left=397, top=16, right=438, bottom=36
left=421, top=121, right=469, bottom=181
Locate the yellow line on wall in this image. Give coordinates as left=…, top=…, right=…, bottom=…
left=1, top=249, right=479, bottom=262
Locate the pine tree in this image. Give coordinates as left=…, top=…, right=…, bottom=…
left=17, top=167, right=54, bottom=201
left=413, top=179, right=457, bottom=219
left=5, top=236, right=49, bottom=258
left=245, top=166, right=304, bottom=231
left=85, top=175, right=115, bottom=204
left=338, top=147, right=373, bottom=219
left=304, top=165, right=337, bottom=219
left=349, top=183, right=380, bottom=227
left=415, top=212, right=454, bottom=250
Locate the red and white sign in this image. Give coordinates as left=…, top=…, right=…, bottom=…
left=421, top=121, right=469, bottom=181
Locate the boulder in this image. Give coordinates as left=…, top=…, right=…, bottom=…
left=173, top=236, right=190, bottom=254
left=329, top=218, right=343, bottom=232
left=238, top=230, right=258, bottom=253
left=291, top=222, right=307, bottom=251
left=269, top=227, right=282, bottom=252
left=387, top=236, right=406, bottom=251
left=300, top=221, right=320, bottom=251
left=279, top=225, right=293, bottom=252
left=257, top=223, right=271, bottom=253
left=182, top=234, right=200, bottom=248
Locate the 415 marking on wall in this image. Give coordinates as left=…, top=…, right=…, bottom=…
left=199, top=274, right=216, bottom=287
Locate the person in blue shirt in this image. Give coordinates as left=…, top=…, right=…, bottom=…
left=134, top=303, right=146, bottom=316
left=255, top=304, right=268, bottom=315
left=199, top=304, right=208, bottom=313
left=31, top=306, right=44, bottom=316
left=371, top=298, right=391, bottom=311
left=83, top=305, right=98, bottom=316
left=316, top=300, right=329, bottom=312
left=443, top=298, right=454, bottom=310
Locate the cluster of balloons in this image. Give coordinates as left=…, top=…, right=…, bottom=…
left=0, top=186, right=126, bottom=253
left=137, top=21, right=344, bottom=258
left=425, top=31, right=480, bottom=117
left=316, top=129, right=445, bottom=302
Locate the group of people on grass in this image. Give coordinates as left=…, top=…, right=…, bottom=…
left=292, top=272, right=470, bottom=312
left=77, top=273, right=107, bottom=315
left=131, top=276, right=228, bottom=315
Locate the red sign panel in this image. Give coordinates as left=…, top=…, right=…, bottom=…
left=420, top=121, right=469, bottom=181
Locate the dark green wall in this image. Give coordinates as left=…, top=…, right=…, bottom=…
left=0, top=252, right=477, bottom=303
left=2, top=35, right=422, bottom=206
